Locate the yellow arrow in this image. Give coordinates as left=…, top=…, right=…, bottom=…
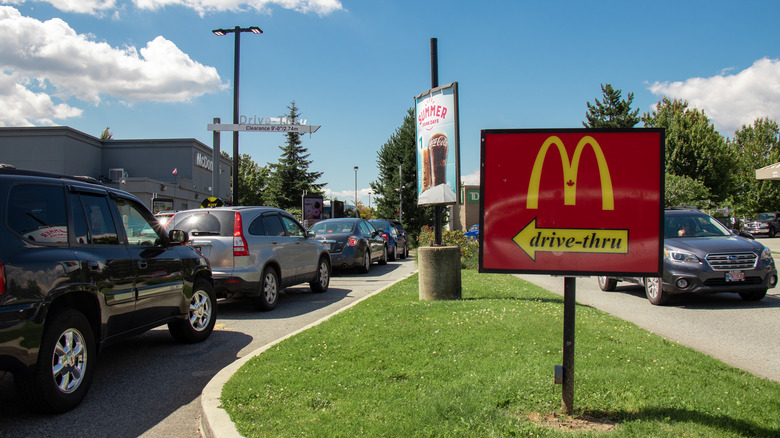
left=513, top=218, right=629, bottom=261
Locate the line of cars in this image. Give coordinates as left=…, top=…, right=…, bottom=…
left=0, top=164, right=409, bottom=414
left=161, top=208, right=409, bottom=311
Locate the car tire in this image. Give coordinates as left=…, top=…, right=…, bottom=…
left=389, top=244, right=397, bottom=261
left=739, top=289, right=767, bottom=301
left=770, top=227, right=777, bottom=238
left=597, top=276, right=617, bottom=291
left=379, top=245, right=388, bottom=265
left=644, top=277, right=670, bottom=305
left=14, top=309, right=96, bottom=413
left=401, top=245, right=408, bottom=259
left=310, top=257, right=331, bottom=293
left=358, top=247, right=371, bottom=273
left=168, top=279, right=217, bottom=343
left=253, top=267, right=280, bottom=310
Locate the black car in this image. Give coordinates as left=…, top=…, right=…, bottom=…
left=598, top=209, right=777, bottom=305
left=309, top=218, right=387, bottom=272
left=0, top=167, right=215, bottom=413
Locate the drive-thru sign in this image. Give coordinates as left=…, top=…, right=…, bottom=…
left=480, top=129, right=664, bottom=276
left=480, top=128, right=664, bottom=415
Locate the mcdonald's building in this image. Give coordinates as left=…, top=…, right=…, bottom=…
left=0, top=126, right=232, bottom=213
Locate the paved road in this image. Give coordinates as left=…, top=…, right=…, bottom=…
left=516, top=234, right=780, bottom=383
left=0, top=257, right=418, bottom=438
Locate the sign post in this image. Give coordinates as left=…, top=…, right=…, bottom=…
left=480, top=129, right=664, bottom=414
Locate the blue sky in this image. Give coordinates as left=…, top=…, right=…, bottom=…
left=2, top=1, right=780, bottom=206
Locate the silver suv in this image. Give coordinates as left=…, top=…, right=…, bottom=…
left=165, top=207, right=331, bottom=310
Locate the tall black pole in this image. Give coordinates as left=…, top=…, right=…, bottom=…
left=431, top=37, right=442, bottom=246
left=562, top=277, right=576, bottom=414
left=232, top=26, right=240, bottom=206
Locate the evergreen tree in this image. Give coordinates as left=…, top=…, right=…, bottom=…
left=583, top=84, right=640, bottom=128
left=370, top=108, right=435, bottom=240
left=265, top=101, right=325, bottom=210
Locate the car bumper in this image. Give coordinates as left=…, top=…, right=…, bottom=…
left=660, top=262, right=778, bottom=295
left=0, top=302, right=44, bottom=372
left=327, top=247, right=362, bottom=269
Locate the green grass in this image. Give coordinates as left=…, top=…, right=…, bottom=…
left=221, top=271, right=780, bottom=437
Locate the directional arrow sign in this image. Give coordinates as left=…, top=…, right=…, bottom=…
left=513, top=218, right=629, bottom=261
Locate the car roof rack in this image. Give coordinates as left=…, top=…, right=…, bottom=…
left=0, top=164, right=105, bottom=186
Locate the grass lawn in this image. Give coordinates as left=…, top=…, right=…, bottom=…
left=221, top=271, right=780, bottom=437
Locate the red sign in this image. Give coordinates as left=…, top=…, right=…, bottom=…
left=480, top=129, right=664, bottom=276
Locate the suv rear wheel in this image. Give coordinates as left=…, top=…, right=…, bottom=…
left=254, top=267, right=280, bottom=310
left=597, top=276, right=617, bottom=291
left=169, top=279, right=217, bottom=343
left=15, top=309, right=96, bottom=413
left=739, top=289, right=767, bottom=301
left=310, top=257, right=331, bottom=293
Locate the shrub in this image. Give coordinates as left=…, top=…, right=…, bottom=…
left=417, top=225, right=479, bottom=269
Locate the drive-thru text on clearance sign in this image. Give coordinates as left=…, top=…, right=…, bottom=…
left=479, top=129, right=664, bottom=276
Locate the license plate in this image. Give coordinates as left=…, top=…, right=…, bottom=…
left=726, top=270, right=745, bottom=282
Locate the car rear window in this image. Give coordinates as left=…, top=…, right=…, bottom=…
left=7, top=184, right=68, bottom=243
left=168, top=211, right=235, bottom=236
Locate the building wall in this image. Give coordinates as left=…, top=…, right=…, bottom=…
left=0, top=127, right=103, bottom=176
left=0, top=127, right=232, bottom=211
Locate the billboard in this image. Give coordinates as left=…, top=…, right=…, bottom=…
left=304, top=195, right=324, bottom=223
left=480, top=129, right=664, bottom=276
left=415, top=82, right=460, bottom=205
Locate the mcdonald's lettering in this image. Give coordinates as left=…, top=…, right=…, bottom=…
left=526, top=136, right=614, bottom=210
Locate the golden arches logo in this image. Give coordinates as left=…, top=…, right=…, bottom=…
left=526, top=136, right=614, bottom=210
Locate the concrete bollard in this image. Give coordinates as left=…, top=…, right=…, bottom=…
left=418, top=246, right=462, bottom=300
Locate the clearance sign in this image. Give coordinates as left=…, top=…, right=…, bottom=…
left=480, top=129, right=664, bottom=276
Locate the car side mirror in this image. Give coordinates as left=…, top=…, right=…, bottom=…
left=168, top=229, right=189, bottom=245
left=307, top=230, right=316, bottom=238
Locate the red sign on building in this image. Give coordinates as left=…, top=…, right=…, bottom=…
left=480, top=129, right=664, bottom=276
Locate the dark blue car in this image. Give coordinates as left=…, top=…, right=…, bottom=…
left=369, top=219, right=408, bottom=261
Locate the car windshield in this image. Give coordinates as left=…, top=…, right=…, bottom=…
left=665, top=213, right=732, bottom=238
left=310, top=221, right=355, bottom=234
left=756, top=213, right=775, bottom=221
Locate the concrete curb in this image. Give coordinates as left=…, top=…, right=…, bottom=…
left=199, top=269, right=419, bottom=438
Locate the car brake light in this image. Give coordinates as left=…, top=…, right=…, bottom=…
left=0, top=260, right=5, bottom=296
left=381, top=233, right=389, bottom=241
left=233, top=212, right=249, bottom=256
left=348, top=236, right=358, bottom=246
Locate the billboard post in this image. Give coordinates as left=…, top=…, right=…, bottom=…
left=481, top=128, right=664, bottom=414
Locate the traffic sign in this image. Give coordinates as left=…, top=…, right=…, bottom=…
left=480, top=129, right=664, bottom=276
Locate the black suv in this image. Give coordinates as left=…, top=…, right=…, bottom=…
left=0, top=167, right=216, bottom=413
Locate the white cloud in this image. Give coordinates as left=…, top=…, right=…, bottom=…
left=9, top=0, right=343, bottom=16
left=0, top=72, right=83, bottom=126
left=461, top=169, right=480, bottom=185
left=648, top=58, right=780, bottom=134
left=0, top=6, right=224, bottom=125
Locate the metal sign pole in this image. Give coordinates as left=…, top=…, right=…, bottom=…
left=562, top=276, right=576, bottom=414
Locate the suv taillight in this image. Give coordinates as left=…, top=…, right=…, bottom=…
left=233, top=212, right=249, bottom=257
left=0, top=260, right=5, bottom=296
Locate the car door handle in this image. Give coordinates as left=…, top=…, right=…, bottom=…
left=137, top=260, right=148, bottom=270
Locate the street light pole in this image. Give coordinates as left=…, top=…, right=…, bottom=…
left=354, top=166, right=359, bottom=218
left=212, top=25, right=263, bottom=206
